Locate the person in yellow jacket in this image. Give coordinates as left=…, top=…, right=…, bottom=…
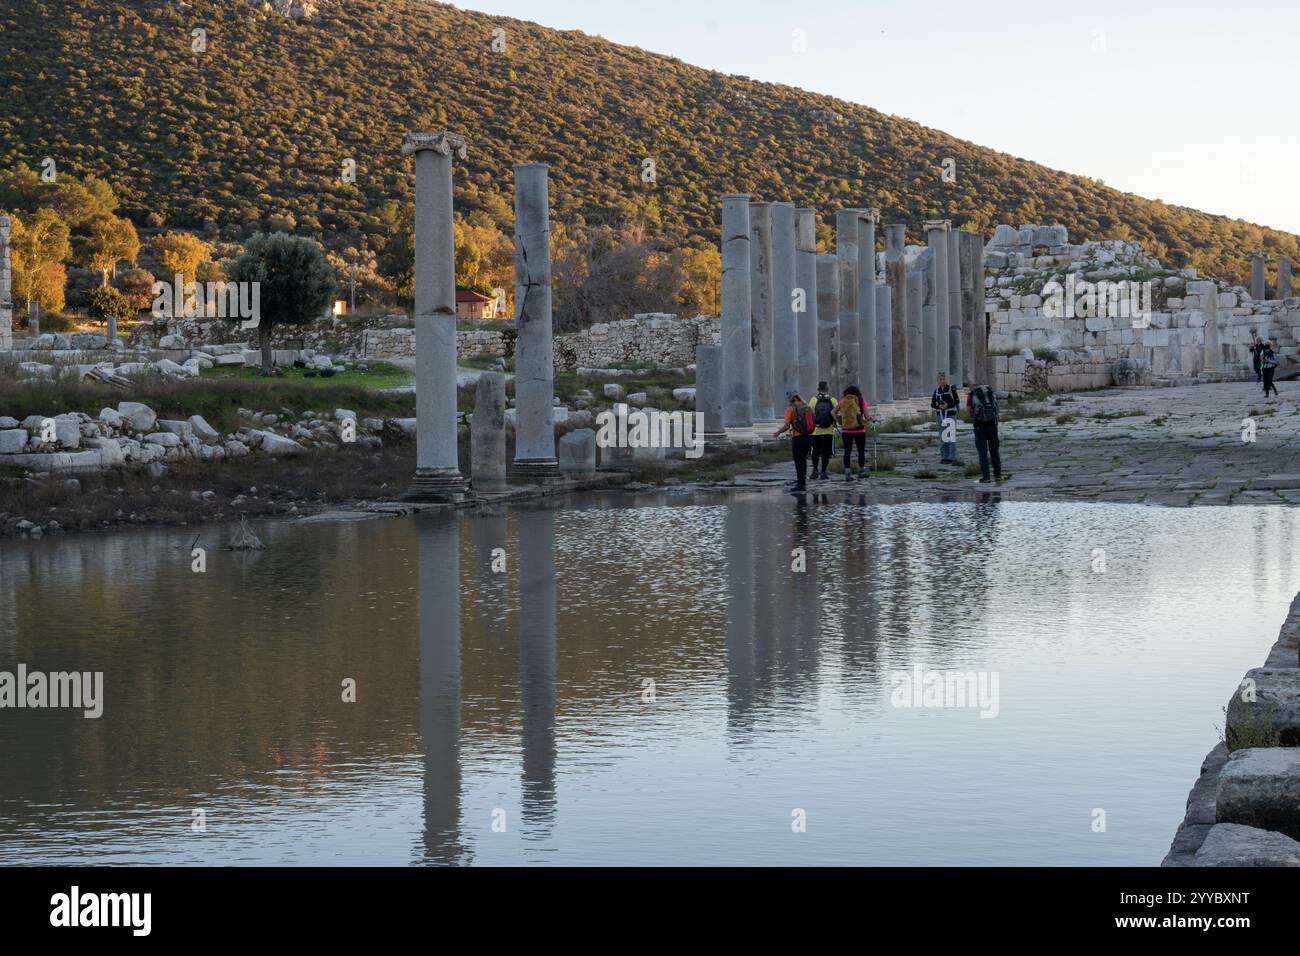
left=809, top=381, right=838, bottom=480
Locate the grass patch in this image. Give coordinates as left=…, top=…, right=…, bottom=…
left=201, top=361, right=414, bottom=390
left=1090, top=409, right=1146, bottom=420
left=1055, top=413, right=1077, bottom=425
left=963, top=463, right=983, bottom=478
left=1219, top=705, right=1283, bottom=752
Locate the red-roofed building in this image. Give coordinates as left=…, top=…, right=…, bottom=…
left=456, top=289, right=500, bottom=321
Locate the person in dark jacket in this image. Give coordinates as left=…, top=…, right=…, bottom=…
left=1261, top=339, right=1280, bottom=398
left=1249, top=336, right=1264, bottom=383
left=930, top=372, right=961, bottom=464
left=966, top=383, right=1005, bottom=484
left=774, top=391, right=815, bottom=492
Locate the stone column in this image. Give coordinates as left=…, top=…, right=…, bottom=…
left=1202, top=282, right=1220, bottom=372
left=836, top=209, right=862, bottom=388
left=748, top=202, right=776, bottom=424
left=1250, top=251, right=1266, bottom=301
left=28, top=301, right=39, bottom=338
left=770, top=202, right=800, bottom=403
left=906, top=269, right=924, bottom=396
left=923, top=220, right=951, bottom=386
left=512, top=163, right=559, bottom=479
left=958, top=230, right=977, bottom=386
left=970, top=231, right=987, bottom=382
left=946, top=228, right=962, bottom=381
left=920, top=247, right=938, bottom=390
left=1278, top=256, right=1293, bottom=299
left=696, top=343, right=726, bottom=441
left=794, top=208, right=819, bottom=399
left=885, top=224, right=907, bottom=399
left=816, top=254, right=839, bottom=397
left=856, top=208, right=879, bottom=404
left=0, top=216, right=11, bottom=351
left=470, top=371, right=507, bottom=492
left=403, top=131, right=468, bottom=500
left=874, top=284, right=892, bottom=403
left=721, top=195, right=754, bottom=437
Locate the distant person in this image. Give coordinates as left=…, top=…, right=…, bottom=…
left=930, top=372, right=961, bottom=464
left=966, top=382, right=1005, bottom=484
left=835, top=384, right=869, bottom=482
left=810, top=381, right=837, bottom=480
left=1249, top=336, right=1264, bottom=383
left=1261, top=339, right=1279, bottom=398
left=774, top=390, right=815, bottom=492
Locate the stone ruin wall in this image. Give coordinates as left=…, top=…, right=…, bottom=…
left=980, top=224, right=1300, bottom=394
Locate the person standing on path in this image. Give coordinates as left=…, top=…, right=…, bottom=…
left=774, top=391, right=815, bottom=492
left=835, top=384, right=869, bottom=482
left=930, top=372, right=961, bottom=465
left=810, top=381, right=837, bottom=480
left=966, top=382, right=1005, bottom=484
left=1261, top=339, right=1280, bottom=398
left=1250, top=335, right=1265, bottom=383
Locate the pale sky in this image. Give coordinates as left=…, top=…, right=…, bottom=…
left=454, top=0, right=1300, bottom=235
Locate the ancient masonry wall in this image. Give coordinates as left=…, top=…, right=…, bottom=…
left=981, top=224, right=1300, bottom=394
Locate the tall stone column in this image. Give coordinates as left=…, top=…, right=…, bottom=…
left=815, top=254, right=839, bottom=396
left=885, top=224, right=907, bottom=398
left=721, top=196, right=754, bottom=437
left=794, top=208, right=819, bottom=399
left=696, top=343, right=726, bottom=441
left=969, top=231, right=987, bottom=383
left=1203, top=282, right=1221, bottom=372
left=403, top=131, right=468, bottom=500
left=748, top=202, right=776, bottom=424
left=920, top=247, right=938, bottom=389
left=906, top=270, right=924, bottom=396
left=856, top=208, right=879, bottom=404
left=946, top=229, right=962, bottom=381
left=958, top=230, right=977, bottom=386
left=0, top=216, right=12, bottom=351
left=836, top=209, right=862, bottom=388
left=1278, top=256, right=1293, bottom=299
left=470, top=371, right=507, bottom=492
left=923, top=220, right=950, bottom=385
left=770, top=202, right=800, bottom=404
left=1250, top=251, right=1266, bottom=301
left=874, top=284, right=892, bottom=403
left=512, top=163, right=559, bottom=479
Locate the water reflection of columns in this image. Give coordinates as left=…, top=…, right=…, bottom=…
left=470, top=507, right=510, bottom=635
left=516, top=505, right=557, bottom=834
left=725, top=498, right=757, bottom=734
left=418, top=512, right=465, bottom=864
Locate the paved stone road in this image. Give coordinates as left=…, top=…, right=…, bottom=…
left=725, top=382, right=1300, bottom=506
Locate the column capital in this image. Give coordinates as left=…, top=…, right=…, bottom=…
left=722, top=194, right=751, bottom=203
left=402, top=131, right=468, bottom=159
left=922, top=219, right=951, bottom=233
left=1248, top=250, right=1267, bottom=259
left=858, top=208, right=881, bottom=224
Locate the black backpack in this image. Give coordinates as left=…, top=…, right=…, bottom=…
left=971, top=386, right=999, bottom=424
left=813, top=395, right=834, bottom=428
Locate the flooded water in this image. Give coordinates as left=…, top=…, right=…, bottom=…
left=1, top=494, right=1297, bottom=866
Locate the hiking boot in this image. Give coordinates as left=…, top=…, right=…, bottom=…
left=978, top=477, right=992, bottom=484
left=844, top=471, right=853, bottom=482
left=857, top=469, right=867, bottom=481
left=996, top=473, right=1009, bottom=483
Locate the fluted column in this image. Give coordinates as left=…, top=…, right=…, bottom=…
left=403, top=131, right=467, bottom=500
left=885, top=224, right=907, bottom=399
left=748, top=202, right=776, bottom=423
left=795, top=208, right=819, bottom=399
left=512, top=163, right=559, bottom=479
left=946, top=228, right=962, bottom=381
left=836, top=209, right=863, bottom=388
left=721, top=196, right=755, bottom=437
left=856, top=208, right=879, bottom=404
left=771, top=202, right=800, bottom=403
left=923, top=219, right=951, bottom=388
left=1250, top=251, right=1266, bottom=301
left=816, top=254, right=839, bottom=397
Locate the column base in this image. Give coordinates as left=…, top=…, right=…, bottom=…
left=402, top=469, right=467, bottom=502
left=512, top=458, right=560, bottom=480
left=724, top=426, right=759, bottom=442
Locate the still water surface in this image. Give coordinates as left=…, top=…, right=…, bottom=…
left=1, top=494, right=1297, bottom=865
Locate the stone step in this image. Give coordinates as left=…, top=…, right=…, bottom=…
left=1215, top=748, right=1300, bottom=841
left=1226, top=668, right=1300, bottom=747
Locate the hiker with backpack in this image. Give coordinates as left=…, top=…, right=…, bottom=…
left=1250, top=335, right=1265, bottom=383
left=810, top=381, right=837, bottom=480
left=835, top=384, right=870, bottom=482
left=966, top=383, right=1006, bottom=484
left=774, top=390, right=815, bottom=492
left=930, top=372, right=961, bottom=464
left=1261, top=339, right=1279, bottom=397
